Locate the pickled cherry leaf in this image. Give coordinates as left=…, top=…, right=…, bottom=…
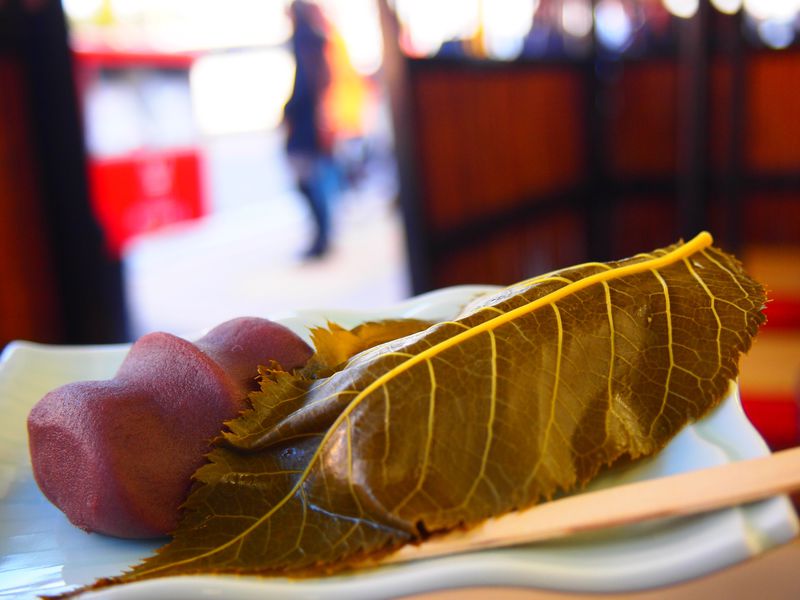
left=87, top=233, right=766, bottom=590
left=304, top=318, right=434, bottom=377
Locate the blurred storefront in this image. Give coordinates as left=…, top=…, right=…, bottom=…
left=63, top=0, right=385, bottom=254
left=382, top=0, right=800, bottom=293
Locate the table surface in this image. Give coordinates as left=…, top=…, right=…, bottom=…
left=405, top=535, right=800, bottom=600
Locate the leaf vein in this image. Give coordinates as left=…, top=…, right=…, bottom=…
left=648, top=269, right=675, bottom=437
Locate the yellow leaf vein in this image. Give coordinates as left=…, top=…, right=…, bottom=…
left=524, top=303, right=563, bottom=488
left=381, top=385, right=391, bottom=485
left=685, top=257, right=722, bottom=375
left=602, top=281, right=616, bottom=447
left=700, top=249, right=750, bottom=329
left=648, top=269, right=675, bottom=437
left=391, top=358, right=438, bottom=513
left=455, top=329, right=498, bottom=511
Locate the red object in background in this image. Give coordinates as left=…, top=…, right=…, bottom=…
left=73, top=48, right=198, bottom=70
left=72, top=48, right=204, bottom=258
left=765, top=298, right=800, bottom=331
left=742, top=396, right=800, bottom=452
left=741, top=293, right=800, bottom=451
left=87, top=149, right=205, bottom=257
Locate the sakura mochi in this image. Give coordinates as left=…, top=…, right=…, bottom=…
left=27, top=318, right=312, bottom=538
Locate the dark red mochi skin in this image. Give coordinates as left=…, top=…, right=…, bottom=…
left=27, top=318, right=312, bottom=539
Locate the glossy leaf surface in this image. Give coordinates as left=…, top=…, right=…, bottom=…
left=93, top=233, right=766, bottom=588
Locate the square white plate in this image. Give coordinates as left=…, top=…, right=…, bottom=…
left=1, top=285, right=797, bottom=599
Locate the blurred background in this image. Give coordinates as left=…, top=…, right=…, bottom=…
left=1, top=1, right=798, bottom=445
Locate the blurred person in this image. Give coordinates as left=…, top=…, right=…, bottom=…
left=283, top=0, right=339, bottom=259
left=322, top=24, right=378, bottom=189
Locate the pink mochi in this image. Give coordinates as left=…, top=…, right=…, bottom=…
left=27, top=317, right=312, bottom=539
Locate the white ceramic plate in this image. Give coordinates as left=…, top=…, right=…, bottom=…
left=1, top=285, right=797, bottom=599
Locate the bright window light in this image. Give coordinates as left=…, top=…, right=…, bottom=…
left=562, top=0, right=594, bottom=38
left=710, top=0, right=743, bottom=14
left=109, top=0, right=145, bottom=19
left=595, top=0, right=633, bottom=51
left=321, top=0, right=383, bottom=75
left=483, top=0, right=537, bottom=59
left=394, top=0, right=481, bottom=56
left=62, top=0, right=104, bottom=20
left=743, top=0, right=800, bottom=20
left=662, top=0, right=700, bottom=19
left=758, top=17, right=796, bottom=47
left=190, top=49, right=295, bottom=136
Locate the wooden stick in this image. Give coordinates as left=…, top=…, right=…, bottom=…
left=383, top=446, right=800, bottom=565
